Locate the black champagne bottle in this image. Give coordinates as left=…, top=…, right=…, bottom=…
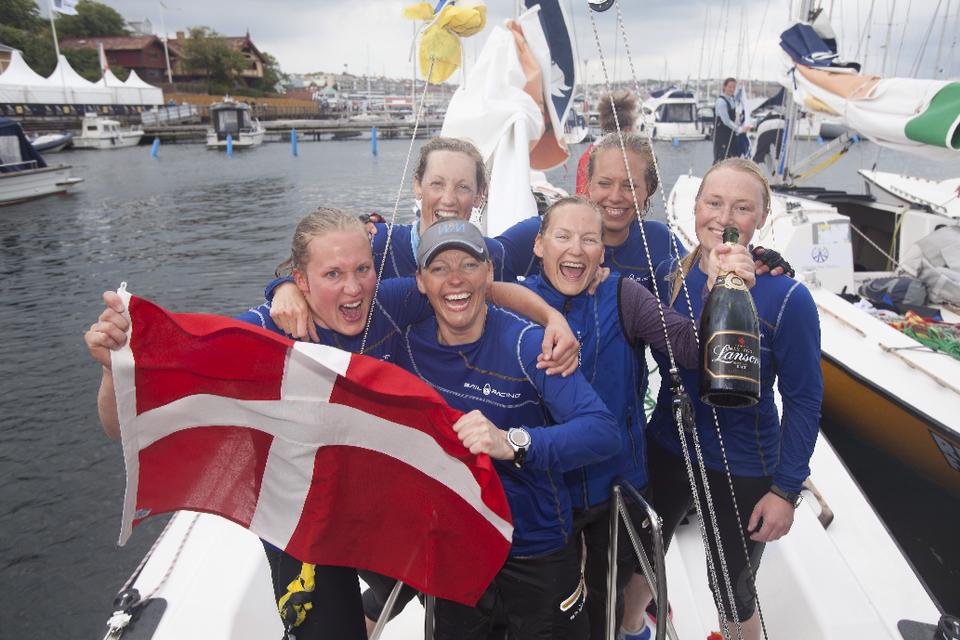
left=699, top=227, right=760, bottom=408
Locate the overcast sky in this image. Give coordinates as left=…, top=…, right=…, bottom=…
left=49, top=1, right=959, bottom=83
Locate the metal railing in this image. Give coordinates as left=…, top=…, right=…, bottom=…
left=139, top=105, right=200, bottom=126
left=607, top=482, right=676, bottom=640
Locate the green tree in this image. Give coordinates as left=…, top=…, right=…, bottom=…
left=181, top=27, right=248, bottom=91
left=61, top=46, right=126, bottom=82
left=0, top=0, right=44, bottom=31
left=56, top=0, right=128, bottom=39
left=253, top=51, right=286, bottom=94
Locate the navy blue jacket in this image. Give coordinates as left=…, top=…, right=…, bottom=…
left=648, top=260, right=822, bottom=494
left=394, top=305, right=620, bottom=557
left=496, top=216, right=686, bottom=290
left=523, top=274, right=699, bottom=509
left=243, top=277, right=431, bottom=362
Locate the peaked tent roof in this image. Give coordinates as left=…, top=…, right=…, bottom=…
left=0, top=50, right=68, bottom=104
left=122, top=69, right=164, bottom=105
left=44, top=54, right=113, bottom=103
left=0, top=49, right=48, bottom=86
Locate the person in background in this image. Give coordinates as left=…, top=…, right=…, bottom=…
left=392, top=218, right=621, bottom=639
left=713, top=77, right=752, bottom=164
left=575, top=91, right=638, bottom=195
left=620, top=159, right=822, bottom=640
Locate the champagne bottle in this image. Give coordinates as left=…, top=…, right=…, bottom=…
left=699, top=227, right=760, bottom=408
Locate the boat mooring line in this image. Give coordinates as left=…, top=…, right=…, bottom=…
left=359, top=57, right=436, bottom=356
left=591, top=4, right=751, bottom=638
left=815, top=301, right=868, bottom=337
left=610, top=3, right=773, bottom=637
left=878, top=341, right=960, bottom=395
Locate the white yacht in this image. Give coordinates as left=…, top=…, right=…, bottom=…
left=0, top=118, right=82, bottom=205
left=639, top=88, right=707, bottom=142
left=73, top=114, right=143, bottom=150
left=206, top=98, right=265, bottom=150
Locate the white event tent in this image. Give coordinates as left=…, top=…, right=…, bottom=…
left=0, top=50, right=163, bottom=106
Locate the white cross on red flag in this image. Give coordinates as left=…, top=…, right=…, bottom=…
left=110, top=285, right=513, bottom=606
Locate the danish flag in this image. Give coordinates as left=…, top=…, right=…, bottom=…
left=111, top=285, right=512, bottom=605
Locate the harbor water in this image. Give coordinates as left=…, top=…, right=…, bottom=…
left=0, top=138, right=957, bottom=637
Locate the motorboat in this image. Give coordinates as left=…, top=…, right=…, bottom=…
left=73, top=114, right=143, bottom=149
left=0, top=117, right=82, bottom=205
left=29, top=131, right=73, bottom=153
left=638, top=88, right=707, bottom=142
left=206, top=98, right=265, bottom=150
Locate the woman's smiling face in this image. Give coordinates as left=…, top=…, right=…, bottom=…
left=413, top=150, right=483, bottom=229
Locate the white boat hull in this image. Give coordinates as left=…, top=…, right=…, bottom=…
left=73, top=131, right=143, bottom=149
left=0, top=165, right=82, bottom=206
left=206, top=128, right=265, bottom=149
left=643, top=122, right=708, bottom=142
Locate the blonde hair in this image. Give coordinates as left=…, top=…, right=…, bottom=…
left=275, top=207, right=367, bottom=276
left=586, top=132, right=659, bottom=212
left=669, top=158, right=770, bottom=303
left=539, top=195, right=602, bottom=234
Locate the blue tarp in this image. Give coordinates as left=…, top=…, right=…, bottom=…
left=0, top=117, right=46, bottom=173
left=780, top=24, right=839, bottom=67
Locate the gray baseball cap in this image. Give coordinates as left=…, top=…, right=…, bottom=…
left=417, top=219, right=489, bottom=268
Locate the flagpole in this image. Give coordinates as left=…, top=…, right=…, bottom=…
left=47, top=0, right=62, bottom=58
left=159, top=1, right=174, bottom=84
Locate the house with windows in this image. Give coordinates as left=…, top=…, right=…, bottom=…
left=60, top=31, right=267, bottom=87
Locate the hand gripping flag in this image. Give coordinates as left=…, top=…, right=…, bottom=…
left=110, top=284, right=513, bottom=606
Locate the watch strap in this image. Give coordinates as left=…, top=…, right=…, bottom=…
left=770, top=484, right=801, bottom=508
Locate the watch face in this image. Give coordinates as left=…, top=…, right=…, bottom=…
left=509, top=428, right=530, bottom=448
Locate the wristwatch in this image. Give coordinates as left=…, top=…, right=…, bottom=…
left=770, top=484, right=803, bottom=508
left=507, top=428, right=531, bottom=469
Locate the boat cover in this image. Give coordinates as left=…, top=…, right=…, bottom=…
left=902, top=226, right=960, bottom=306
left=0, top=117, right=46, bottom=172
left=780, top=24, right=960, bottom=158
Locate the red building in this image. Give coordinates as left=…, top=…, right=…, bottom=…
left=60, top=32, right=268, bottom=87
left=60, top=35, right=173, bottom=83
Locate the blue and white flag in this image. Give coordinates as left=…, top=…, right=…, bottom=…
left=51, top=0, right=79, bottom=16
left=524, top=0, right=576, bottom=132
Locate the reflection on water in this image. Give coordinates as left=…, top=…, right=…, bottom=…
left=0, top=139, right=957, bottom=636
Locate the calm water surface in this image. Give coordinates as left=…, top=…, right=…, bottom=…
left=0, top=138, right=957, bottom=637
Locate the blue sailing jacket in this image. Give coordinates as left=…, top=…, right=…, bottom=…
left=523, top=274, right=648, bottom=509
left=495, top=216, right=686, bottom=290
left=394, top=305, right=620, bottom=557
left=241, top=277, right=431, bottom=361
left=647, top=261, right=822, bottom=494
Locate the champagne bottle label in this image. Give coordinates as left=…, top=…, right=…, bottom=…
left=703, top=330, right=760, bottom=384
left=718, top=273, right=749, bottom=291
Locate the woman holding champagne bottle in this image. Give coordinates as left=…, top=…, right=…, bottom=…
left=620, top=159, right=823, bottom=640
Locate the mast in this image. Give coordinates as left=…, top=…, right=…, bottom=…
left=774, top=0, right=815, bottom=185
left=159, top=1, right=173, bottom=84
left=46, top=0, right=62, bottom=58
left=879, top=0, right=897, bottom=77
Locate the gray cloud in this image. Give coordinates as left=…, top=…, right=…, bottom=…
left=44, top=0, right=957, bottom=81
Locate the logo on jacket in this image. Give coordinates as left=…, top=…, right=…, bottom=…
left=463, top=381, right=522, bottom=399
